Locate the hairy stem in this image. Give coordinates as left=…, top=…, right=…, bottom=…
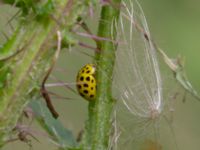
left=0, top=0, right=90, bottom=147
left=82, top=1, right=121, bottom=150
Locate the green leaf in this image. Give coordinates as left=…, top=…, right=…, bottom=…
left=29, top=100, right=78, bottom=149
left=0, top=62, right=11, bottom=89
left=158, top=48, right=200, bottom=101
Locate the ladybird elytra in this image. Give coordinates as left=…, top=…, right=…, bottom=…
left=76, top=64, right=96, bottom=101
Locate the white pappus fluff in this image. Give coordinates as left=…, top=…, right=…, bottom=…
left=116, top=0, right=163, bottom=120
left=110, top=1, right=178, bottom=150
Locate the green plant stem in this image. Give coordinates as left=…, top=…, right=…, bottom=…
left=82, top=1, right=121, bottom=150
left=0, top=0, right=90, bottom=147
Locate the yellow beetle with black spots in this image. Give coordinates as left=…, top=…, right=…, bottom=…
left=76, top=64, right=96, bottom=101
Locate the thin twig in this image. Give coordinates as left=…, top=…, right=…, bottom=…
left=41, top=31, right=61, bottom=119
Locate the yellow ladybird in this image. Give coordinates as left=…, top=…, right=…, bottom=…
left=76, top=64, right=96, bottom=101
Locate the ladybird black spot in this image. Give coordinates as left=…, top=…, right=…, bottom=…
left=86, top=70, right=90, bottom=73
left=90, top=95, right=94, bottom=98
left=83, top=84, right=89, bottom=87
left=91, top=87, right=93, bottom=90
left=91, top=79, right=94, bottom=83
left=80, top=76, right=84, bottom=81
left=86, top=76, right=90, bottom=81
left=83, top=90, right=88, bottom=94
left=78, top=85, right=82, bottom=89
left=80, top=93, right=85, bottom=97
left=86, top=67, right=89, bottom=70
left=82, top=70, right=85, bottom=73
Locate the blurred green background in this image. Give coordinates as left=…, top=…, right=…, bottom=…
left=0, top=0, right=200, bottom=149
left=138, top=1, right=200, bottom=149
